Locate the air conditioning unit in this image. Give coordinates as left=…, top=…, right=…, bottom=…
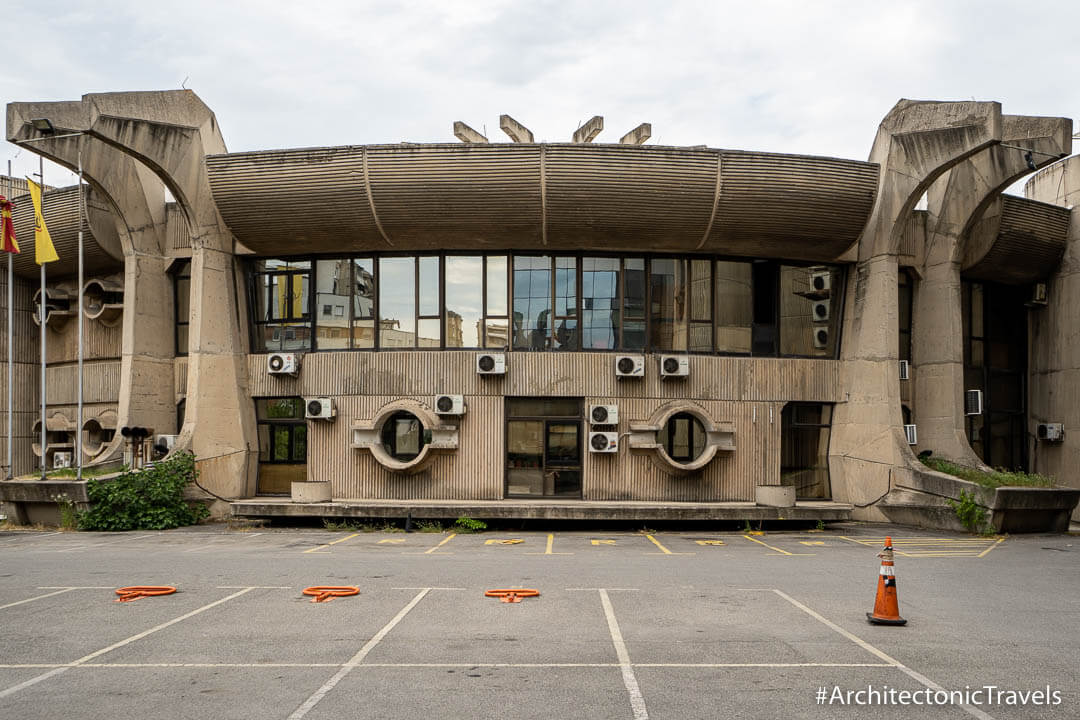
left=899, top=360, right=910, bottom=381
left=267, top=352, right=300, bottom=376
left=305, top=398, right=336, bottom=421
left=964, top=389, right=983, bottom=416
left=1037, top=422, right=1064, bottom=442
left=813, top=327, right=829, bottom=349
left=588, top=431, right=618, bottom=453
left=811, top=301, right=830, bottom=322
left=809, top=268, right=831, bottom=294
left=476, top=352, right=506, bottom=375
left=589, top=404, right=619, bottom=425
left=52, top=451, right=72, bottom=469
left=615, top=354, right=645, bottom=378
left=903, top=424, right=918, bottom=446
left=660, top=355, right=689, bottom=378
left=434, top=394, right=466, bottom=415
left=1029, top=282, right=1048, bottom=307
left=155, top=434, right=178, bottom=452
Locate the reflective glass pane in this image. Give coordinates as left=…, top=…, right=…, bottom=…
left=507, top=420, right=544, bottom=496
left=714, top=261, right=753, bottom=354
left=352, top=258, right=375, bottom=348
left=418, top=256, right=440, bottom=316
left=486, top=256, right=508, bottom=315
left=379, top=257, right=416, bottom=348
left=315, top=259, right=350, bottom=350
left=622, top=258, right=646, bottom=350
left=581, top=257, right=619, bottom=350
left=292, top=425, right=307, bottom=462
left=781, top=403, right=833, bottom=499
left=546, top=423, right=579, bottom=465
left=484, top=318, right=509, bottom=349
left=513, top=256, right=551, bottom=351
left=177, top=325, right=189, bottom=356
left=779, top=265, right=839, bottom=357
left=648, top=258, right=687, bottom=351
left=553, top=257, right=578, bottom=350
left=507, top=397, right=581, bottom=416
left=417, top=318, right=441, bottom=348
left=176, top=276, right=190, bottom=323
left=273, top=427, right=290, bottom=461
left=446, top=256, right=483, bottom=347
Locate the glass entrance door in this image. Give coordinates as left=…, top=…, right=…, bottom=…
left=505, top=398, right=582, bottom=498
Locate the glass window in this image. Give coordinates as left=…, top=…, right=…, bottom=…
left=174, top=260, right=191, bottom=357
left=689, top=259, right=712, bottom=352
left=779, top=265, right=841, bottom=358
left=622, top=258, right=646, bottom=350
left=417, top=256, right=441, bottom=348
left=506, top=397, right=582, bottom=416
left=484, top=256, right=509, bottom=349
left=251, top=260, right=312, bottom=353
left=381, top=411, right=426, bottom=461
left=445, top=256, right=483, bottom=348
left=657, top=412, right=706, bottom=463
left=315, top=259, right=351, bottom=350
left=898, top=270, right=913, bottom=362
left=379, top=257, right=416, bottom=348
left=581, top=257, right=619, bottom=350
left=553, top=257, right=578, bottom=350
left=513, top=256, right=551, bottom=351
left=781, top=403, right=833, bottom=499
left=352, top=258, right=375, bottom=349
left=649, top=258, right=687, bottom=351
left=714, top=260, right=752, bottom=354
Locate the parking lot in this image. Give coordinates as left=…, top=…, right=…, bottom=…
left=0, top=525, right=1076, bottom=719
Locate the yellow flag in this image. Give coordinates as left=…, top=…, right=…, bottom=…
left=26, top=178, right=59, bottom=265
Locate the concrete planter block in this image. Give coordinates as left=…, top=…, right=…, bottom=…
left=755, top=485, right=796, bottom=508
left=291, top=482, right=332, bottom=503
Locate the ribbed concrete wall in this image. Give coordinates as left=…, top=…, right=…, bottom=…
left=248, top=351, right=841, bottom=501
left=0, top=271, right=39, bottom=476
left=45, top=361, right=121, bottom=405
left=43, top=313, right=122, bottom=364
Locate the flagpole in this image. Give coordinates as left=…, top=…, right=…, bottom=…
left=5, top=163, right=12, bottom=481
left=39, top=156, right=46, bottom=480
left=76, top=143, right=84, bottom=481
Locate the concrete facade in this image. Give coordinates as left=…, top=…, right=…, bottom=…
left=2, top=90, right=1078, bottom=527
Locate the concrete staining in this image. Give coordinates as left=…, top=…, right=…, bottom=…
left=2, top=91, right=1079, bottom=528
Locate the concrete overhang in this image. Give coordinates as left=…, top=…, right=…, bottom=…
left=962, top=194, right=1071, bottom=284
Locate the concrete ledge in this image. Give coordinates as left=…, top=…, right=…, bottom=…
left=0, top=479, right=90, bottom=503
left=755, top=486, right=796, bottom=507
left=291, top=482, right=332, bottom=503
left=230, top=498, right=852, bottom=522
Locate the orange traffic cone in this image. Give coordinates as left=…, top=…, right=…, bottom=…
left=867, top=536, right=907, bottom=626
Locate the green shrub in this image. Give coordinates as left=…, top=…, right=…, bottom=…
left=919, top=456, right=1055, bottom=489
left=454, top=516, right=487, bottom=533
left=79, top=452, right=208, bottom=531
left=946, top=489, right=989, bottom=533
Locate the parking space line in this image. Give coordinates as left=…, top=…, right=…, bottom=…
left=526, top=533, right=573, bottom=555
left=644, top=534, right=672, bottom=554
left=977, top=538, right=1006, bottom=558
left=302, top=533, right=360, bottom=554
left=288, top=588, right=431, bottom=720
left=48, top=534, right=155, bottom=553
left=599, top=588, right=649, bottom=720
left=742, top=535, right=813, bottom=556
left=422, top=533, right=456, bottom=554
left=770, top=589, right=994, bottom=720
left=0, top=587, right=256, bottom=701
left=0, top=661, right=897, bottom=669
left=0, top=587, right=77, bottom=611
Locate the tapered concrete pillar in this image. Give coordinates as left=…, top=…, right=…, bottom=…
left=916, top=116, right=1070, bottom=466
left=7, top=91, right=257, bottom=498
left=831, top=100, right=1002, bottom=518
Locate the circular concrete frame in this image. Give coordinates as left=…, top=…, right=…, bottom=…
left=366, top=399, right=447, bottom=475
left=641, top=402, right=724, bottom=476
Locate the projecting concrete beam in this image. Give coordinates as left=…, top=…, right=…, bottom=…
left=572, top=116, right=603, bottom=143
left=619, top=123, right=652, bottom=145
left=453, top=121, right=488, bottom=144
left=499, top=114, right=533, bottom=143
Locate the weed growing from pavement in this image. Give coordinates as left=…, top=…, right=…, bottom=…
left=919, top=456, right=1055, bottom=489
left=78, top=451, right=208, bottom=531
left=947, top=489, right=991, bottom=533
left=415, top=520, right=444, bottom=533
left=453, top=517, right=487, bottom=533
left=53, top=493, right=79, bottom=530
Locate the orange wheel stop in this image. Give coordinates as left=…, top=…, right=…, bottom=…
left=303, top=586, right=360, bottom=603
left=485, top=589, right=540, bottom=603
left=115, top=586, right=177, bottom=602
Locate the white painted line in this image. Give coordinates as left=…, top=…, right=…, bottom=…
left=390, top=587, right=465, bottom=591
left=288, top=588, right=430, bottom=719
left=217, top=586, right=292, bottom=589
left=770, top=589, right=995, bottom=720
left=37, top=586, right=113, bottom=590
left=566, top=588, right=641, bottom=591
left=424, top=533, right=456, bottom=554
left=599, top=589, right=649, bottom=720
left=0, top=588, right=77, bottom=611
left=0, top=587, right=255, bottom=701
left=0, top=661, right=897, bottom=670
left=46, top=534, right=155, bottom=552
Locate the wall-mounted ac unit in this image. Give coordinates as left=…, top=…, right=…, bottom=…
left=813, top=328, right=829, bottom=349
left=1037, top=422, right=1064, bottom=442
left=809, top=268, right=831, bottom=294
left=811, top=301, right=830, bottom=322
left=589, top=431, right=618, bottom=453
left=267, top=352, right=300, bottom=376
left=476, top=352, right=506, bottom=375
left=899, top=360, right=910, bottom=381
left=305, top=398, right=336, bottom=421
left=660, top=355, right=689, bottom=378
left=53, top=451, right=72, bottom=469
left=434, top=394, right=466, bottom=415
left=903, top=424, right=918, bottom=446
left=155, top=434, right=178, bottom=452
left=1029, top=282, right=1048, bottom=307
left=964, top=389, right=984, bottom=416
left=589, top=404, right=618, bottom=425
left=615, top=355, right=644, bottom=378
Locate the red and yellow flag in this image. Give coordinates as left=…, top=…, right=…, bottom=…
left=0, top=195, right=17, bottom=254
left=26, top=178, right=59, bottom=264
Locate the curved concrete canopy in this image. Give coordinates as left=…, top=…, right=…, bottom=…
left=206, top=143, right=879, bottom=262
left=963, top=194, right=1070, bottom=284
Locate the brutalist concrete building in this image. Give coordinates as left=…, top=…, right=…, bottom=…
left=2, top=91, right=1078, bottom=529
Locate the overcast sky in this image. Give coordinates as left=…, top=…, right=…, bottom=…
left=2, top=0, right=1078, bottom=190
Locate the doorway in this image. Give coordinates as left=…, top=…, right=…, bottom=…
left=505, top=397, right=582, bottom=498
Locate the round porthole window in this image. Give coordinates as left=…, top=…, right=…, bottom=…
left=380, top=411, right=427, bottom=462
left=656, top=412, right=707, bottom=464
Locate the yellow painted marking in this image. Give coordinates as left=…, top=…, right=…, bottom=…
left=303, top=533, right=360, bottom=554
left=546, top=534, right=554, bottom=555
left=695, top=540, right=725, bottom=546
left=592, top=540, right=616, bottom=546
left=747, top=530, right=766, bottom=536
left=742, top=534, right=813, bottom=556
left=485, top=539, right=523, bottom=545
left=799, top=541, right=825, bottom=546
left=424, top=533, right=456, bottom=554
left=645, top=534, right=673, bottom=554
left=377, top=539, right=406, bottom=544
left=976, top=538, right=1005, bottom=558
